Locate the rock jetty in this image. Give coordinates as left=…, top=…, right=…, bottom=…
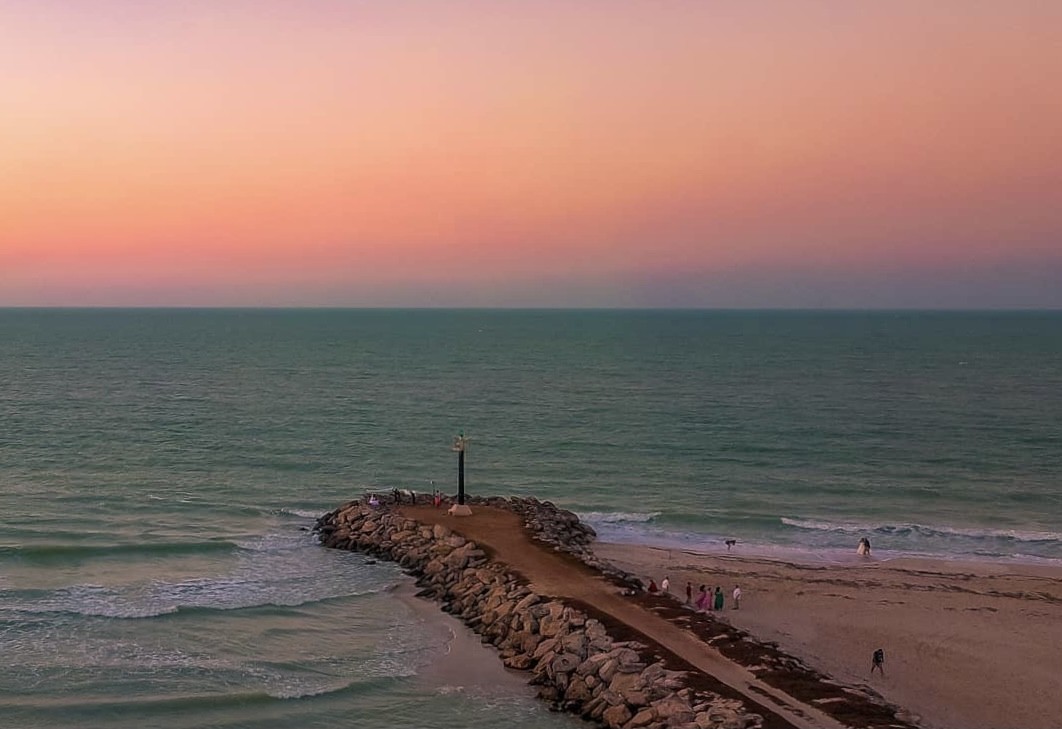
left=316, top=496, right=765, bottom=729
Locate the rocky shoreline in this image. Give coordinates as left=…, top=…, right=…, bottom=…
left=315, top=495, right=918, bottom=729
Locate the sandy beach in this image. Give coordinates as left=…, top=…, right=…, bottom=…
left=594, top=542, right=1062, bottom=729
left=389, top=503, right=1062, bottom=729
left=393, top=580, right=542, bottom=697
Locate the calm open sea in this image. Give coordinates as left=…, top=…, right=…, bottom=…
left=2, top=309, right=1060, bottom=728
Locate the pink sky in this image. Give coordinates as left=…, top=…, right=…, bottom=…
left=2, top=1, right=1060, bottom=307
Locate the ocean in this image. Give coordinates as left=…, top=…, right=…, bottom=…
left=2, top=309, right=1060, bottom=728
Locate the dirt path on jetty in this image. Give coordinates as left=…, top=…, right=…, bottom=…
left=400, top=505, right=850, bottom=729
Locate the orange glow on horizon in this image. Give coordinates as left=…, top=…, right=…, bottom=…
left=2, top=2, right=1060, bottom=307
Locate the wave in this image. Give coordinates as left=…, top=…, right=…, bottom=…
left=264, top=678, right=359, bottom=701
left=280, top=507, right=327, bottom=519
left=5, top=682, right=362, bottom=713
left=0, top=540, right=240, bottom=560
left=6, top=583, right=386, bottom=620
left=781, top=517, right=1062, bottom=544
left=233, top=531, right=320, bottom=552
left=579, top=511, right=661, bottom=524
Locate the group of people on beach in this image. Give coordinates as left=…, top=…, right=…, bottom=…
left=647, top=576, right=740, bottom=611
left=691, top=583, right=740, bottom=611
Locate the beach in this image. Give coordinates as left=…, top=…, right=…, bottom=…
left=594, top=542, right=1062, bottom=729
left=393, top=580, right=545, bottom=697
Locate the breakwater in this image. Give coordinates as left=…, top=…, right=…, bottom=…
left=315, top=496, right=767, bottom=729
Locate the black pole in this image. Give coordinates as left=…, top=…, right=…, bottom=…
left=457, top=447, right=465, bottom=505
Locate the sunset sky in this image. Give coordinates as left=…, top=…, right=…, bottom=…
left=2, top=1, right=1060, bottom=307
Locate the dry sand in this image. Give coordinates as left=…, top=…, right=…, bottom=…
left=595, top=542, right=1062, bottom=729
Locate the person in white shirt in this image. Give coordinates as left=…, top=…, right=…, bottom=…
left=732, top=585, right=742, bottom=609
left=661, top=576, right=671, bottom=593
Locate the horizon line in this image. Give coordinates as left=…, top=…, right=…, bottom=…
left=1, top=306, right=1060, bottom=313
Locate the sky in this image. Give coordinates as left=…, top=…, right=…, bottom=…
left=2, top=1, right=1060, bottom=308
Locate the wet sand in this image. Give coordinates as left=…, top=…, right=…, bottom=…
left=393, top=581, right=540, bottom=695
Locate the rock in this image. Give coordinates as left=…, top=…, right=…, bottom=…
left=650, top=695, right=695, bottom=726
left=504, top=653, right=535, bottom=670
left=602, top=703, right=633, bottom=728
left=629, top=707, right=658, bottom=727
left=550, top=652, right=581, bottom=675
left=564, top=675, right=594, bottom=704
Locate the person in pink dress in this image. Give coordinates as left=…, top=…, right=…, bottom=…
left=695, top=584, right=710, bottom=612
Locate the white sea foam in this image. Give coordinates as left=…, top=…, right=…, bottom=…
left=280, top=507, right=325, bottom=519
left=11, top=532, right=397, bottom=619
left=579, top=511, right=660, bottom=524
left=781, top=517, right=1062, bottom=544
left=264, top=678, right=354, bottom=700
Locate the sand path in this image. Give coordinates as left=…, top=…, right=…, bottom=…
left=400, top=505, right=848, bottom=729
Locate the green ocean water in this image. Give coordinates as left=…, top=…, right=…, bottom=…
left=1, top=309, right=1060, bottom=727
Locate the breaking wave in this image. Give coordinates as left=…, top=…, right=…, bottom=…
left=579, top=511, right=660, bottom=524
left=780, top=517, right=1062, bottom=545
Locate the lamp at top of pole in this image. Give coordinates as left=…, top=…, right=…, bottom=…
left=452, top=433, right=468, bottom=452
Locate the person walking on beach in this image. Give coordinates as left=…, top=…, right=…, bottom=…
left=871, top=648, right=885, bottom=675
left=685, top=581, right=693, bottom=604
left=661, top=576, right=670, bottom=593
left=695, top=585, right=709, bottom=612
left=732, top=585, right=741, bottom=609
left=713, top=586, right=725, bottom=611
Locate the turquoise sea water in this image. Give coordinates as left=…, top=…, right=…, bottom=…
left=2, top=309, right=1060, bottom=727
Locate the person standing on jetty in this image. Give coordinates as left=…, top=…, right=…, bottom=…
left=732, top=585, right=741, bottom=609
left=685, top=581, right=693, bottom=604
left=713, top=586, right=725, bottom=611
left=661, top=575, right=670, bottom=593
left=871, top=648, right=885, bottom=675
